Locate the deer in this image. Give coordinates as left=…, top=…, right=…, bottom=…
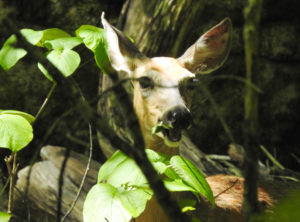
left=100, top=14, right=278, bottom=222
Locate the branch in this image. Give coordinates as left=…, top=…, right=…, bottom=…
left=61, top=124, right=93, bottom=222
left=242, top=0, right=263, bottom=220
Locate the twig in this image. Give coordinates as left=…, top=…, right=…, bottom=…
left=206, top=154, right=231, bottom=161
left=198, top=80, right=236, bottom=144
left=34, top=83, right=57, bottom=124
left=214, top=179, right=239, bottom=199
left=206, top=74, right=263, bottom=94
left=242, top=0, right=263, bottom=220
left=57, top=146, right=71, bottom=222
left=5, top=152, right=18, bottom=214
left=65, top=132, right=90, bottom=147
left=61, top=124, right=93, bottom=222
left=260, top=145, right=285, bottom=170
left=291, top=153, right=300, bottom=165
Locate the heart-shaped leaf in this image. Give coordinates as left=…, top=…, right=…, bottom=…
left=83, top=183, right=152, bottom=222
left=21, top=28, right=70, bottom=47
left=20, top=29, right=43, bottom=45
left=44, top=37, right=82, bottom=50
left=0, top=35, right=27, bottom=70
left=0, top=110, right=35, bottom=123
left=98, top=150, right=148, bottom=188
left=46, top=49, right=80, bottom=77
left=0, top=114, right=33, bottom=152
left=76, top=25, right=105, bottom=51
left=76, top=25, right=112, bottom=74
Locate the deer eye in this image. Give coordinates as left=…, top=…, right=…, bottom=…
left=138, top=76, right=154, bottom=89
left=186, top=78, right=199, bottom=90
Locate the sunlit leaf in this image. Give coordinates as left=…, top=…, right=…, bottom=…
left=118, top=186, right=152, bottom=217
left=37, top=62, right=56, bottom=83
left=76, top=25, right=112, bottom=74
left=83, top=184, right=132, bottom=222
left=98, top=150, right=148, bottom=188
left=0, top=114, right=33, bottom=152
left=39, top=28, right=70, bottom=47
left=146, top=149, right=170, bottom=174
left=46, top=49, right=80, bottom=77
left=0, top=212, right=11, bottom=222
left=178, top=199, right=197, bottom=213
left=20, top=28, right=70, bottom=47
left=20, top=29, right=43, bottom=45
left=0, top=110, right=35, bottom=123
left=170, top=156, right=214, bottom=205
left=75, top=25, right=105, bottom=51
left=44, top=37, right=82, bottom=50
left=163, top=178, right=196, bottom=192
left=0, top=35, right=27, bottom=70
left=83, top=183, right=152, bottom=222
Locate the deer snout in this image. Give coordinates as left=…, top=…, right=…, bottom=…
left=163, top=105, right=192, bottom=130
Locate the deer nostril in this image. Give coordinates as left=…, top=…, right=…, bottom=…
left=164, top=106, right=192, bottom=130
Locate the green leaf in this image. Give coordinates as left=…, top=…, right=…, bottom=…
left=178, top=199, right=197, bottom=213
left=163, top=178, right=197, bottom=192
left=146, top=149, right=170, bottom=174
left=37, top=62, right=56, bottom=83
left=20, top=29, right=43, bottom=45
left=75, top=25, right=105, bottom=51
left=118, top=187, right=152, bottom=217
left=21, top=28, right=70, bottom=47
left=83, top=183, right=132, bottom=222
left=44, top=37, right=82, bottom=50
left=0, top=110, right=35, bottom=123
left=46, top=49, right=80, bottom=77
left=94, top=39, right=112, bottom=74
left=170, top=156, right=214, bottom=205
left=83, top=183, right=152, bottom=222
left=98, top=150, right=148, bottom=188
left=0, top=114, right=33, bottom=152
left=0, top=35, right=27, bottom=70
left=0, top=212, right=11, bottom=222
left=75, top=25, right=112, bottom=74
left=152, top=121, right=170, bottom=134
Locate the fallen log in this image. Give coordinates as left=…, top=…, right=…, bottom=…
left=12, top=145, right=100, bottom=222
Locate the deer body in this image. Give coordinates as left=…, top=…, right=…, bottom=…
left=101, top=14, right=274, bottom=222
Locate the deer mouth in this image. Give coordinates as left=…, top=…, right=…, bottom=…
left=152, top=121, right=182, bottom=147
left=162, top=128, right=182, bottom=142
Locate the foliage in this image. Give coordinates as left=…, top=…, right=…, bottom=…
left=0, top=23, right=214, bottom=222
left=0, top=212, right=11, bottom=222
left=254, top=188, right=300, bottom=222
left=83, top=149, right=214, bottom=222
left=0, top=110, right=34, bottom=152
left=0, top=24, right=111, bottom=219
left=0, top=35, right=27, bottom=70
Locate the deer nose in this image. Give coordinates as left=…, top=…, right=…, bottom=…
left=163, top=106, right=192, bottom=129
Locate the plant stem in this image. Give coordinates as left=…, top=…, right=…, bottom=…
left=5, top=152, right=18, bottom=214
left=34, top=82, right=57, bottom=124
left=242, top=0, right=263, bottom=220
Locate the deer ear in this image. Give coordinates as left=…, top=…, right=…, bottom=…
left=177, top=18, right=232, bottom=74
left=101, top=13, right=147, bottom=75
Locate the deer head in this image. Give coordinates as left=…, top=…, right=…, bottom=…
left=101, top=13, right=232, bottom=155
